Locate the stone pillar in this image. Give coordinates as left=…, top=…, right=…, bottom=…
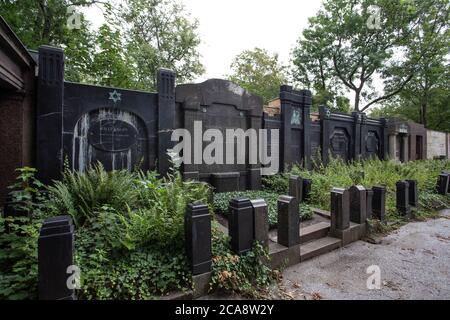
left=349, top=185, right=367, bottom=224
left=185, top=203, right=212, bottom=275
left=277, top=195, right=299, bottom=247
left=301, top=90, right=313, bottom=170
left=406, top=179, right=418, bottom=208
left=396, top=181, right=411, bottom=217
left=402, top=135, right=409, bottom=163
left=251, top=199, right=269, bottom=251
left=389, top=135, right=397, bottom=161
left=36, top=46, right=64, bottom=185
left=289, top=175, right=303, bottom=203
left=372, top=186, right=386, bottom=221
left=38, top=216, right=75, bottom=300
left=352, top=112, right=363, bottom=161
left=229, top=198, right=254, bottom=254
left=319, top=106, right=331, bottom=165
left=157, top=69, right=176, bottom=177
left=366, top=189, right=374, bottom=219
left=436, top=173, right=449, bottom=195
left=380, top=118, right=389, bottom=160
left=302, top=178, right=312, bottom=202
left=330, top=188, right=350, bottom=236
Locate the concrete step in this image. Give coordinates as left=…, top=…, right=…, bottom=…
left=312, top=208, right=331, bottom=219
left=300, top=237, right=342, bottom=262
left=299, top=222, right=330, bottom=244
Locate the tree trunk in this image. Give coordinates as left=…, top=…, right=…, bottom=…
left=420, top=103, right=427, bottom=127
left=354, top=90, right=360, bottom=111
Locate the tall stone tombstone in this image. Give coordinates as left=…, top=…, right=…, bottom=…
left=330, top=188, right=350, bottom=235
left=38, top=216, right=75, bottom=300
left=157, top=69, right=177, bottom=176
left=229, top=198, right=254, bottom=255
left=396, top=180, right=411, bottom=217
left=372, top=186, right=386, bottom=221
left=277, top=195, right=299, bottom=247
left=366, top=189, right=374, bottom=219
left=36, top=46, right=64, bottom=184
left=349, top=185, right=367, bottom=224
left=444, top=171, right=450, bottom=193
left=436, top=173, right=449, bottom=195
left=289, top=175, right=303, bottom=203
left=251, top=199, right=269, bottom=250
left=279, top=86, right=312, bottom=171
left=406, top=179, right=418, bottom=208
left=185, top=203, right=212, bottom=275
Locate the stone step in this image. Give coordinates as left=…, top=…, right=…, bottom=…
left=299, top=222, right=330, bottom=244
left=312, top=208, right=331, bottom=219
left=300, top=237, right=342, bottom=262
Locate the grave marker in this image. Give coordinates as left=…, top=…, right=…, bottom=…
left=229, top=198, right=254, bottom=254
left=277, top=195, right=299, bottom=247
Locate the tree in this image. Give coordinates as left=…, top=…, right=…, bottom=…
left=228, top=48, right=287, bottom=104
left=118, top=0, right=204, bottom=90
left=291, top=0, right=443, bottom=112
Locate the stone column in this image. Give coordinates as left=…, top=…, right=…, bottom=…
left=229, top=198, right=254, bottom=255
left=289, top=175, right=303, bottom=203
left=389, top=135, right=397, bottom=161
left=251, top=199, right=269, bottom=251
left=330, top=188, right=350, bottom=236
left=277, top=195, right=299, bottom=247
left=402, top=135, right=409, bottom=163
left=396, top=181, right=411, bottom=217
left=366, top=189, right=374, bottom=219
left=372, top=186, right=386, bottom=221
left=185, top=203, right=212, bottom=275
left=406, top=179, right=418, bottom=208
left=349, top=185, right=367, bottom=224
left=436, top=174, right=449, bottom=195
left=157, top=69, right=176, bottom=176
left=38, top=216, right=75, bottom=300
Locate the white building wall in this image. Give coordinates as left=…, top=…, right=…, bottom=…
left=427, top=130, right=449, bottom=159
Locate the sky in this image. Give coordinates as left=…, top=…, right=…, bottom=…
left=83, top=0, right=324, bottom=82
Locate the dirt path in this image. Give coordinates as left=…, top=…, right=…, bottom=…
left=281, top=209, right=450, bottom=300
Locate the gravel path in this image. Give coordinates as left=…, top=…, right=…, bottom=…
left=282, top=209, right=450, bottom=300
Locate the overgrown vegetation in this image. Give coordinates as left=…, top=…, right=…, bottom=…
left=213, top=190, right=313, bottom=228
left=263, top=158, right=450, bottom=229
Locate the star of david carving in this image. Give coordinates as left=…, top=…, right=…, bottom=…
left=109, top=90, right=122, bottom=103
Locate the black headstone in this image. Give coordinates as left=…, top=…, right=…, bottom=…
left=349, top=185, right=367, bottom=224
left=406, top=179, right=418, bottom=208
left=251, top=199, right=269, bottom=250
left=277, top=195, right=300, bottom=247
left=185, top=203, right=212, bottom=275
left=229, top=198, right=254, bottom=255
left=372, top=186, right=386, bottom=221
left=366, top=189, right=374, bottom=219
left=38, top=216, right=75, bottom=300
left=436, top=173, right=449, bottom=195
left=330, top=187, right=350, bottom=232
left=396, top=180, right=411, bottom=216
left=289, top=175, right=303, bottom=203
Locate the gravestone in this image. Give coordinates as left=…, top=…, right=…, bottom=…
left=38, top=216, right=75, bottom=300
left=277, top=195, right=299, bottom=247
left=396, top=181, right=411, bottom=217
left=366, top=189, right=374, bottom=219
left=185, top=203, right=212, bottom=275
left=289, top=175, right=303, bottom=203
left=444, top=171, right=450, bottom=193
left=349, top=185, right=367, bottom=224
left=251, top=199, right=269, bottom=250
left=406, top=179, right=418, bottom=208
left=436, top=173, right=449, bottom=195
left=229, top=198, right=254, bottom=254
left=330, top=187, right=350, bottom=233
left=302, top=178, right=312, bottom=202
left=372, top=186, right=386, bottom=221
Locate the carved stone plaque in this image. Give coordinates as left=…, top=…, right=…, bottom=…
left=88, top=120, right=138, bottom=152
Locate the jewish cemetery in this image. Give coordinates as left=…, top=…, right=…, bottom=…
left=0, top=0, right=449, bottom=306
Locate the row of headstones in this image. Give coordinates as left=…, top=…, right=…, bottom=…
left=36, top=173, right=440, bottom=299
